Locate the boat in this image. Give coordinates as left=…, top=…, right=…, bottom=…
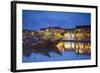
left=31, top=38, right=63, bottom=56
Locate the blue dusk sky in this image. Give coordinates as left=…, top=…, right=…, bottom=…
left=22, top=10, right=91, bottom=31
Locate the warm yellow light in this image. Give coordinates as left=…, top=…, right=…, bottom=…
left=76, top=44, right=78, bottom=49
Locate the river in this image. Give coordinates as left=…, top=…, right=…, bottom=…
left=23, top=41, right=91, bottom=63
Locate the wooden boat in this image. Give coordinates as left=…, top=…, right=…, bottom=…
left=32, top=38, right=63, bottom=56
left=23, top=35, right=63, bottom=56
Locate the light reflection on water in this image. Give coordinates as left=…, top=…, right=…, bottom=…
left=64, top=41, right=91, bottom=54
left=23, top=41, right=91, bottom=63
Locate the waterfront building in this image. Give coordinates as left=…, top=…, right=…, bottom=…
left=74, top=25, right=91, bottom=54
left=40, top=27, right=65, bottom=39
left=75, top=25, right=91, bottom=41
left=63, top=25, right=91, bottom=54
left=23, top=25, right=91, bottom=55
left=23, top=30, right=32, bottom=39
left=64, top=29, right=75, bottom=40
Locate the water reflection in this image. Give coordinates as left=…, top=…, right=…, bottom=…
left=23, top=40, right=91, bottom=63
left=64, top=41, right=91, bottom=54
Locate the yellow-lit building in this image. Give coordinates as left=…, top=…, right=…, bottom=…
left=75, top=25, right=91, bottom=41
left=63, top=25, right=91, bottom=54
left=23, top=25, right=91, bottom=54
left=64, top=29, right=75, bottom=40
left=40, top=27, right=65, bottom=39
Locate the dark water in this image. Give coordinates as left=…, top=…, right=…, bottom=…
left=22, top=50, right=90, bottom=63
